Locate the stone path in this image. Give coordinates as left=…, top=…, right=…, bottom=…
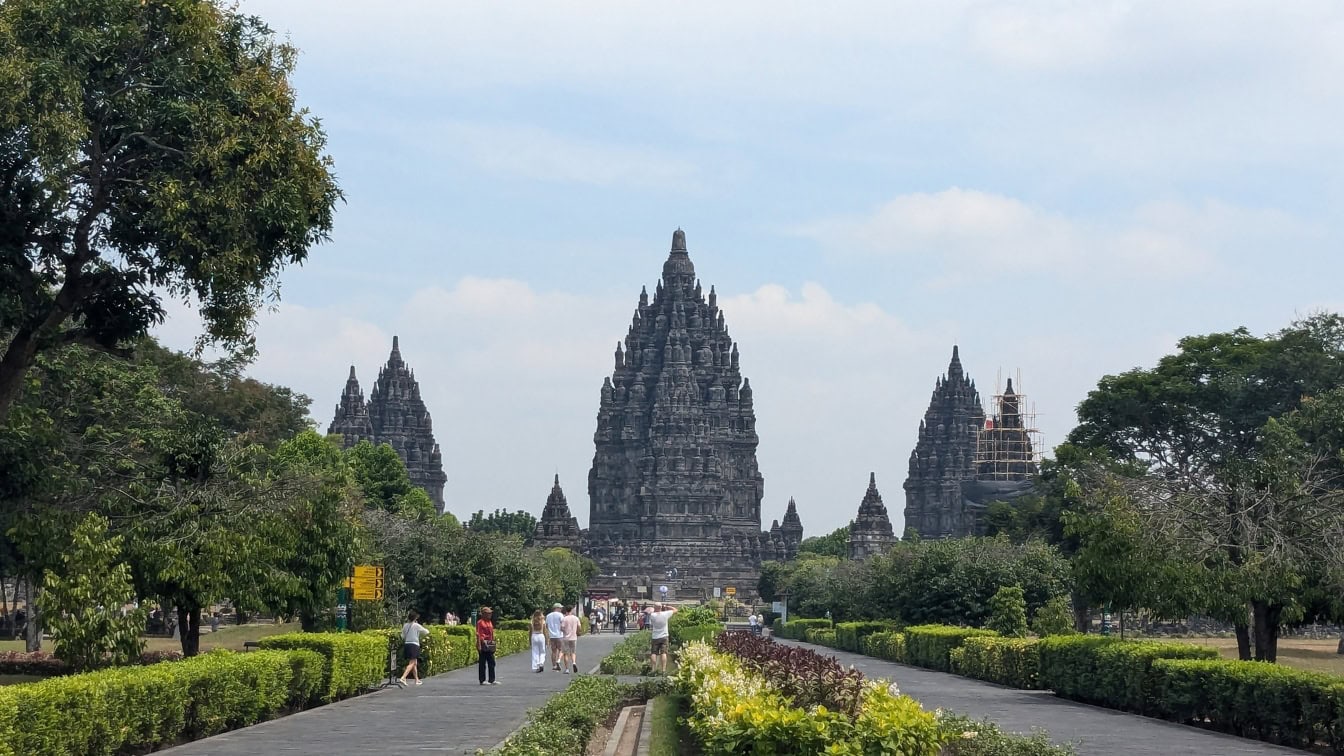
left=161, top=632, right=624, bottom=756
left=781, top=639, right=1298, bottom=755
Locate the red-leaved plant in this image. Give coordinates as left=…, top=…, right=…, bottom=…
left=715, top=631, right=867, bottom=715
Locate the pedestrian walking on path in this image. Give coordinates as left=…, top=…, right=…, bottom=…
left=647, top=603, right=676, bottom=674
left=560, top=605, right=580, bottom=674
left=529, top=610, right=547, bottom=673
left=398, top=610, right=430, bottom=686
left=545, top=603, right=564, bottom=671
left=476, top=606, right=498, bottom=685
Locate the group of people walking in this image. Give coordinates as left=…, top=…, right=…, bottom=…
left=531, top=603, right=580, bottom=674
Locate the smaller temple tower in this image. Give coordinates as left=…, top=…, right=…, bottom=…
left=847, top=473, right=896, bottom=560
left=329, top=366, right=373, bottom=445
left=534, top=475, right=583, bottom=551
left=780, top=498, right=804, bottom=560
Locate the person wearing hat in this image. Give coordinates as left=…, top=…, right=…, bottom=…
left=476, top=606, right=498, bottom=685
left=544, top=603, right=565, bottom=671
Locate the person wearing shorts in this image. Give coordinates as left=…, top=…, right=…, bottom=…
left=545, top=603, right=565, bottom=671
left=560, top=605, right=580, bottom=674
left=398, top=610, right=429, bottom=686
left=647, top=603, right=676, bottom=673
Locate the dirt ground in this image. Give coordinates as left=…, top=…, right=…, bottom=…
left=1169, top=636, right=1344, bottom=677
left=0, top=621, right=301, bottom=655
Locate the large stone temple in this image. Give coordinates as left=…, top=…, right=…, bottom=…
left=328, top=337, right=448, bottom=514
left=902, top=346, right=1038, bottom=539
left=532, top=230, right=802, bottom=601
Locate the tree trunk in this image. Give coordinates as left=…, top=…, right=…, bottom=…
left=1234, top=622, right=1252, bottom=661
left=1070, top=591, right=1090, bottom=633
left=178, top=606, right=203, bottom=657
left=299, top=609, right=319, bottom=633
left=0, top=330, right=42, bottom=427
left=1336, top=635, right=1343, bottom=655
left=24, top=580, right=42, bottom=652
left=1251, top=601, right=1282, bottom=663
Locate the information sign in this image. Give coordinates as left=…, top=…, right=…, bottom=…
left=725, top=586, right=736, bottom=596
left=351, top=565, right=385, bottom=600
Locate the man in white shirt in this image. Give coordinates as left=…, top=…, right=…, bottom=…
left=646, top=603, right=677, bottom=674
left=545, top=603, right=565, bottom=671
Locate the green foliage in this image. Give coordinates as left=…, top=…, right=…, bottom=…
left=937, top=713, right=1077, bottom=756
left=834, top=620, right=899, bottom=652
left=986, top=586, right=1028, bottom=638
left=2, top=648, right=322, bottom=755
left=1149, top=658, right=1344, bottom=751
left=533, top=548, right=598, bottom=607
left=806, top=628, right=838, bottom=647
left=669, top=604, right=719, bottom=629
left=467, top=508, right=538, bottom=542
left=1036, top=636, right=1218, bottom=715
left=1031, top=596, right=1077, bottom=637
left=672, top=624, right=721, bottom=647
left=861, top=631, right=907, bottom=663
left=776, top=618, right=832, bottom=640
left=344, top=441, right=415, bottom=512
left=599, top=631, right=653, bottom=675
left=0, top=0, right=340, bottom=423
left=949, top=637, right=1042, bottom=690
left=798, top=525, right=849, bottom=557
left=493, top=676, right=625, bottom=756
left=37, top=513, right=145, bottom=671
left=496, top=619, right=532, bottom=631
left=256, top=632, right=385, bottom=702
left=903, top=625, right=998, bottom=672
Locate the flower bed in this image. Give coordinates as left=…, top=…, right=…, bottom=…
left=716, top=631, right=866, bottom=714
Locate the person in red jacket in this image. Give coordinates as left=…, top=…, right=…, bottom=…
left=476, top=606, right=498, bottom=685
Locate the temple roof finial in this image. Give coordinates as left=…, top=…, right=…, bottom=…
left=348, top=365, right=357, bottom=380
left=672, top=228, right=686, bottom=252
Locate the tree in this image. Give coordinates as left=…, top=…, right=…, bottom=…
left=533, top=548, right=598, bottom=607
left=0, top=0, right=340, bottom=423
left=798, top=526, right=848, bottom=557
left=467, top=509, right=538, bottom=543
left=344, top=441, right=414, bottom=512
left=37, top=512, right=145, bottom=671
left=1031, top=596, right=1077, bottom=637
left=987, top=585, right=1027, bottom=637
left=1069, top=314, right=1344, bottom=660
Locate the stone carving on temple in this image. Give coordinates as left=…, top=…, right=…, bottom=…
left=327, top=336, right=447, bottom=514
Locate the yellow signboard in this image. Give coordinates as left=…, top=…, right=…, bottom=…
left=353, top=565, right=384, bottom=580
left=724, top=586, right=736, bottom=596
left=349, top=565, right=385, bottom=600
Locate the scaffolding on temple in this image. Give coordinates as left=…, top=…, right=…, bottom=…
left=974, top=369, right=1044, bottom=481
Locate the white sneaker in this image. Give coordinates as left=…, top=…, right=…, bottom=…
left=490, top=681, right=500, bottom=685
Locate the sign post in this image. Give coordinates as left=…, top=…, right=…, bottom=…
left=341, top=565, right=385, bottom=631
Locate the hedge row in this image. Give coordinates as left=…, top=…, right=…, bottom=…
left=258, top=632, right=386, bottom=701
left=805, top=628, right=838, bottom=647
left=1037, top=635, right=1218, bottom=714
left=773, top=617, right=831, bottom=640
left=493, top=676, right=625, bottom=755
left=861, top=630, right=906, bottom=662
left=0, top=648, right=324, bottom=756
left=835, top=620, right=900, bottom=652
left=950, top=637, right=1042, bottom=690
left=903, top=625, right=998, bottom=672
left=672, top=623, right=721, bottom=646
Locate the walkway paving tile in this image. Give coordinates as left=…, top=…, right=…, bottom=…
left=781, top=639, right=1298, bottom=755
left=161, top=632, right=624, bottom=756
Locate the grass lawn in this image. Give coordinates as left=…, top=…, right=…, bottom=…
left=1169, top=636, right=1344, bottom=678
left=0, top=621, right=301, bottom=655
left=646, top=693, right=694, bottom=756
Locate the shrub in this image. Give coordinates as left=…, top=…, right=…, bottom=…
left=938, top=712, right=1076, bottom=755
left=497, top=619, right=532, bottom=631
left=1030, top=596, right=1077, bottom=638
left=599, top=631, right=653, bottom=675
left=3, top=648, right=318, bottom=756
left=671, top=605, right=720, bottom=629
left=949, top=637, right=1041, bottom=689
left=493, top=676, right=624, bottom=755
left=778, top=618, right=832, bottom=640
left=1150, top=658, right=1344, bottom=750
left=904, top=625, right=998, bottom=672
left=835, top=620, right=899, bottom=652
left=806, top=628, right=839, bottom=647
left=986, top=586, right=1028, bottom=638
left=671, top=624, right=720, bottom=647
left=862, top=631, right=907, bottom=663
left=1037, top=636, right=1217, bottom=715
left=0, top=652, right=67, bottom=677
left=716, top=632, right=865, bottom=714
left=258, top=632, right=386, bottom=701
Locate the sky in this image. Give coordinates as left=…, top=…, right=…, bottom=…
left=154, top=0, right=1344, bottom=538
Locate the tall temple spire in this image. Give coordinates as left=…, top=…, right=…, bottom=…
left=328, top=365, right=373, bottom=446
left=534, top=474, right=581, bottom=550
left=848, top=472, right=896, bottom=560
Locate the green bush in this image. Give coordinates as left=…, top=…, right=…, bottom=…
left=1037, top=636, right=1217, bottom=714
left=1150, top=658, right=1344, bottom=750
left=1030, top=596, right=1077, bottom=638
left=778, top=618, right=832, bottom=640
left=986, top=586, right=1028, bottom=638
left=949, top=637, right=1041, bottom=690
left=861, top=631, right=906, bottom=663
left=497, top=619, right=532, bottom=631
left=493, top=676, right=625, bottom=755
left=2, top=649, right=318, bottom=756
left=904, top=625, right=998, bottom=672
left=671, top=605, right=720, bottom=629
left=671, top=624, right=720, bottom=647
left=835, top=621, right=899, bottom=652
left=806, top=628, right=839, bottom=647
left=599, top=631, right=653, bottom=675
left=258, top=632, right=385, bottom=701
left=938, top=712, right=1076, bottom=755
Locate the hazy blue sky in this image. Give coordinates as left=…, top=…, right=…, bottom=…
left=156, top=1, right=1344, bottom=537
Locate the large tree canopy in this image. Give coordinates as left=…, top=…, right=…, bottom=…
left=0, top=0, right=340, bottom=422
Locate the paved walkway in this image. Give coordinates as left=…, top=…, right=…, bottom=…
left=162, top=632, right=624, bottom=756
left=781, top=639, right=1297, bottom=755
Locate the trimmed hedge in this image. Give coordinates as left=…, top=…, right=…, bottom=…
left=497, top=619, right=532, bottom=631
left=949, top=637, right=1042, bottom=690
left=776, top=618, right=832, bottom=640
left=2, top=648, right=324, bottom=756
left=671, top=623, right=721, bottom=647
left=1037, top=635, right=1217, bottom=715
left=903, top=625, right=998, bottom=672
left=599, top=631, right=652, bottom=675
left=494, top=675, right=625, bottom=755
left=805, top=628, right=838, bottom=647
left=835, top=620, right=899, bottom=652
left=1150, top=658, right=1344, bottom=750
left=861, top=631, right=906, bottom=663
left=258, top=632, right=386, bottom=701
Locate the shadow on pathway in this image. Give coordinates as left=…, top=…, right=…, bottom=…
left=162, top=632, right=624, bottom=756
left=780, top=639, right=1298, bottom=755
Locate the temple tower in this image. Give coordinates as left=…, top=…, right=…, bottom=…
left=847, top=473, right=896, bottom=560
left=534, top=475, right=583, bottom=551
left=780, top=498, right=804, bottom=560
left=328, top=337, right=448, bottom=514
left=586, top=229, right=768, bottom=599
